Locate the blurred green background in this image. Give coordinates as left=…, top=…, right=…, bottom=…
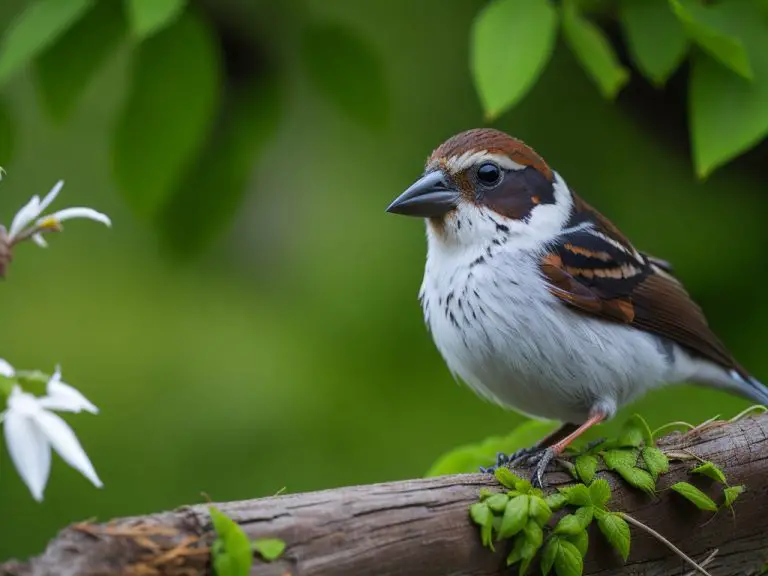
left=0, top=0, right=767, bottom=561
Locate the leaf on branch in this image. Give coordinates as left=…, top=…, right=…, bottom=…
left=670, top=0, right=753, bottom=80
left=691, top=461, right=727, bottom=484
left=723, top=484, right=745, bottom=508
left=252, top=538, right=285, bottom=562
left=529, top=494, right=552, bottom=525
left=670, top=481, right=718, bottom=511
left=565, top=529, right=589, bottom=557
left=33, top=0, right=124, bottom=125
left=495, top=467, right=524, bottom=490
left=559, top=483, right=592, bottom=507
left=554, top=506, right=593, bottom=536
left=614, top=466, right=656, bottom=494
left=601, top=448, right=639, bottom=470
left=209, top=506, right=253, bottom=576
left=688, top=0, right=768, bottom=178
left=301, top=22, right=388, bottom=131
left=0, top=0, right=97, bottom=87
left=641, top=446, right=669, bottom=480
left=499, top=495, right=529, bottom=539
left=126, top=0, right=188, bottom=39
left=470, top=0, right=558, bottom=120
left=554, top=538, right=584, bottom=576
left=619, top=0, right=688, bottom=85
left=589, top=478, right=611, bottom=508
left=561, top=0, right=629, bottom=99
left=597, top=511, right=631, bottom=561
left=618, top=414, right=653, bottom=448
left=545, top=492, right=569, bottom=512
left=574, top=454, right=598, bottom=484
left=469, top=502, right=495, bottom=550
left=486, top=493, right=510, bottom=513
left=112, top=10, right=220, bottom=219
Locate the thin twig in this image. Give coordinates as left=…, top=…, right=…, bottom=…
left=620, top=513, right=714, bottom=576
left=682, top=548, right=719, bottom=576
left=730, top=405, right=768, bottom=422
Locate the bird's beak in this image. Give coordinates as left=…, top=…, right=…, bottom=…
left=386, top=170, right=459, bottom=218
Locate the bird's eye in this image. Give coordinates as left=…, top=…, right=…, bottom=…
left=477, top=162, right=501, bottom=187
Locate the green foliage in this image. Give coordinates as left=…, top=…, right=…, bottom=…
left=691, top=461, right=727, bottom=484
left=499, top=494, right=529, bottom=538
left=126, top=0, right=187, bottom=39
left=670, top=481, right=718, bottom=512
left=595, top=511, right=630, bottom=561
left=156, top=74, right=282, bottom=257
left=252, top=538, right=285, bottom=562
left=574, top=454, right=597, bottom=484
left=641, top=447, right=669, bottom=480
left=619, top=0, right=688, bottom=85
left=588, top=479, right=611, bottom=508
left=470, top=0, right=558, bottom=120
left=209, top=506, right=254, bottom=576
left=426, top=420, right=558, bottom=476
left=0, top=0, right=95, bottom=85
left=300, top=22, right=388, bottom=131
left=112, top=10, right=220, bottom=219
left=469, top=502, right=495, bottom=549
left=723, top=485, right=745, bottom=508
left=618, top=414, right=653, bottom=448
left=601, top=448, right=639, bottom=470
left=33, top=0, right=124, bottom=124
left=561, top=0, right=628, bottom=99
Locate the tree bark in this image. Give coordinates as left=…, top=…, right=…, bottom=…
left=2, top=414, right=768, bottom=576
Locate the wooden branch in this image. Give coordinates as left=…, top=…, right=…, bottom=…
left=2, top=414, right=768, bottom=576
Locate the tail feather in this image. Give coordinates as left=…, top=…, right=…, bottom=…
left=728, top=370, right=768, bottom=406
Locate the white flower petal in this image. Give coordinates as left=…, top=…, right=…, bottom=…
left=41, top=207, right=111, bottom=228
left=31, top=233, right=48, bottom=248
left=9, top=196, right=42, bottom=239
left=39, top=368, right=98, bottom=414
left=38, top=180, right=63, bottom=213
left=35, top=409, right=102, bottom=489
left=5, top=391, right=52, bottom=502
left=0, top=358, right=15, bottom=378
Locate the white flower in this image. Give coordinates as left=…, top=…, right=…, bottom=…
left=0, top=360, right=102, bottom=501
left=7, top=180, right=111, bottom=247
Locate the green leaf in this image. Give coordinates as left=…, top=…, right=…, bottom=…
left=559, top=484, right=592, bottom=507
left=565, top=530, right=589, bottom=558
left=601, top=448, right=639, bottom=471
left=33, top=0, right=124, bottom=124
left=561, top=0, right=629, bottom=99
left=486, top=493, right=510, bottom=513
left=479, top=488, right=494, bottom=501
left=541, top=537, right=558, bottom=575
left=209, top=506, right=253, bottom=576
left=641, top=447, right=669, bottom=480
left=545, top=492, right=569, bottom=512
left=617, top=414, right=652, bottom=448
left=112, top=10, right=220, bottom=219
left=614, top=466, right=656, bottom=494
left=691, top=461, right=727, bottom=484
left=470, top=502, right=495, bottom=550
left=301, top=22, right=388, bottom=131
left=529, top=495, right=553, bottom=525
left=596, top=512, right=630, bottom=561
left=126, top=0, right=187, bottom=39
left=156, top=73, right=282, bottom=257
left=588, top=478, right=611, bottom=508
left=670, top=482, right=718, bottom=511
left=669, top=0, right=752, bottom=79
left=574, top=454, right=598, bottom=485
left=426, top=420, right=559, bottom=476
left=554, top=539, right=584, bottom=576
left=0, top=0, right=95, bottom=85
left=470, top=0, right=558, bottom=120
left=723, top=485, right=745, bottom=508
left=515, top=478, right=534, bottom=494
left=252, top=538, right=285, bottom=562
left=524, top=518, right=544, bottom=549
left=506, top=533, right=527, bottom=566
left=495, top=467, right=524, bottom=490
left=499, top=495, right=530, bottom=539
left=620, top=0, right=688, bottom=85
left=554, top=507, right=593, bottom=536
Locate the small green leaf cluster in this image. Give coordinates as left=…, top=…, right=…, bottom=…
left=470, top=0, right=768, bottom=177
left=471, top=471, right=630, bottom=576
left=209, top=506, right=286, bottom=576
left=570, top=414, right=669, bottom=494
left=670, top=459, right=745, bottom=513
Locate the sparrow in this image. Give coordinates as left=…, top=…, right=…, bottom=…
left=386, top=128, right=767, bottom=487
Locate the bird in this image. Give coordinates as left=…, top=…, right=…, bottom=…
left=385, top=128, right=767, bottom=487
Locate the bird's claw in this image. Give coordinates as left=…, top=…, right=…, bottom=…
left=480, top=446, right=557, bottom=489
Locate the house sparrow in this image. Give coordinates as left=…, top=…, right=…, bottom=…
left=386, top=128, right=767, bottom=487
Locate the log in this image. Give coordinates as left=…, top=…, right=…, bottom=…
left=2, top=414, right=768, bottom=576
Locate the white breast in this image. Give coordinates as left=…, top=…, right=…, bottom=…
left=419, top=224, right=671, bottom=424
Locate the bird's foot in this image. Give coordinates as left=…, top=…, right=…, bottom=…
left=479, top=447, right=539, bottom=474
left=522, top=447, right=556, bottom=489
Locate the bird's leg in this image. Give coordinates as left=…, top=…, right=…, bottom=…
left=527, top=413, right=607, bottom=489
left=480, top=423, right=578, bottom=473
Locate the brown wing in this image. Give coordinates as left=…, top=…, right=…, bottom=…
left=541, top=229, right=740, bottom=373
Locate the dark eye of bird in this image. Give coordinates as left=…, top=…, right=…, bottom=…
left=477, top=162, right=501, bottom=187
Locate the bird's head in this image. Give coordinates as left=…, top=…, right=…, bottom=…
left=387, top=128, right=573, bottom=248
